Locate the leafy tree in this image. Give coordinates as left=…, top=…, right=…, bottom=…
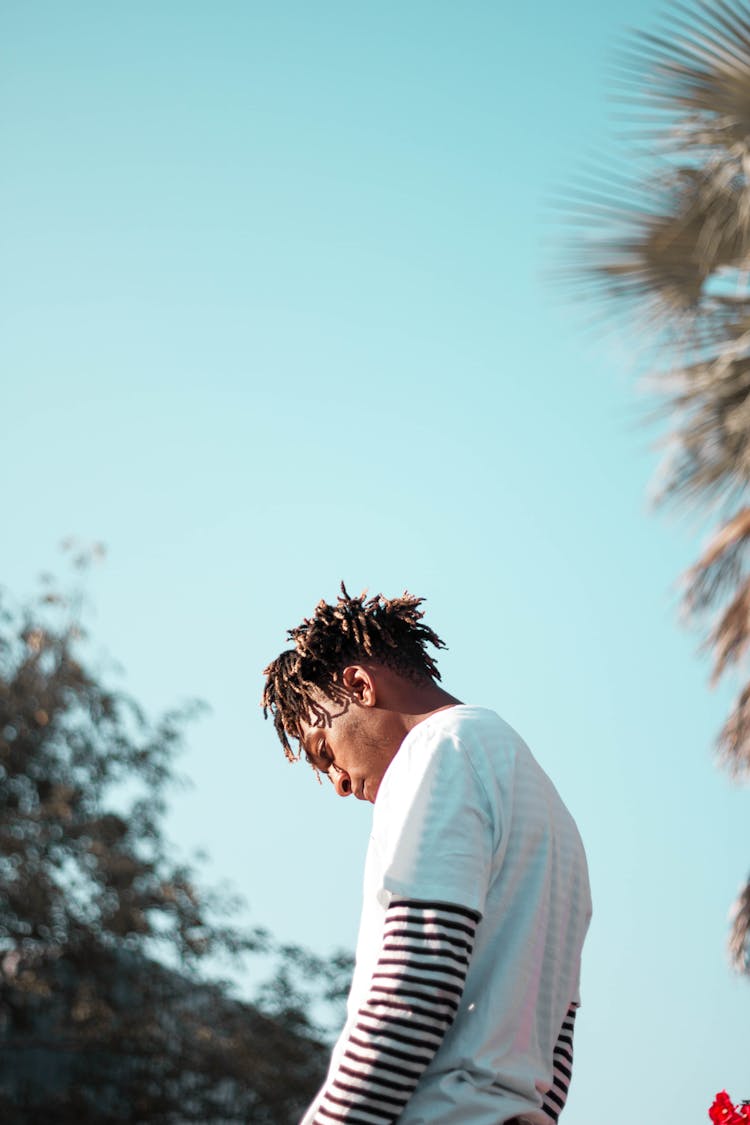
left=563, top=0, right=750, bottom=969
left=0, top=559, right=346, bottom=1121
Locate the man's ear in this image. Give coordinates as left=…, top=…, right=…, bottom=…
left=341, top=665, right=376, bottom=707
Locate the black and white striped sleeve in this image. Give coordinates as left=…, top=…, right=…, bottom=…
left=309, top=896, right=480, bottom=1125
left=541, top=1002, right=578, bottom=1123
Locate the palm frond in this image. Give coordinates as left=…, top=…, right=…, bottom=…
left=653, top=348, right=750, bottom=510
left=683, top=506, right=750, bottom=611
left=561, top=1, right=750, bottom=325
left=715, top=681, right=750, bottom=775
left=729, top=874, right=750, bottom=969
left=566, top=158, right=750, bottom=321
left=559, top=0, right=750, bottom=974
left=704, top=574, right=750, bottom=680
left=616, top=0, right=750, bottom=152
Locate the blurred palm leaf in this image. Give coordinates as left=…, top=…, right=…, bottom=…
left=729, top=876, right=750, bottom=970
left=582, top=162, right=750, bottom=312
left=655, top=344, right=750, bottom=509
left=683, top=505, right=750, bottom=612
left=622, top=1, right=750, bottom=149
left=565, top=0, right=750, bottom=970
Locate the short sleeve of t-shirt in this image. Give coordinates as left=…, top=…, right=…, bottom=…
left=372, top=717, right=498, bottom=917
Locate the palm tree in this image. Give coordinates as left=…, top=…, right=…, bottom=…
left=567, top=0, right=750, bottom=971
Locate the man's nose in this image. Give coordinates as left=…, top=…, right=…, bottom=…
left=329, top=765, right=352, bottom=797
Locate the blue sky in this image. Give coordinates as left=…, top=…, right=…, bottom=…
left=2, top=2, right=748, bottom=1121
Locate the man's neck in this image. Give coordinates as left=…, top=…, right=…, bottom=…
left=398, top=684, right=463, bottom=739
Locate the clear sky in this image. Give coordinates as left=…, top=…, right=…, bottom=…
left=2, top=2, right=748, bottom=1121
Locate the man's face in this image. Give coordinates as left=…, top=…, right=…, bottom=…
left=297, top=671, right=402, bottom=804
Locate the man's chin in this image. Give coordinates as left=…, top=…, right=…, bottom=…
left=364, top=780, right=380, bottom=804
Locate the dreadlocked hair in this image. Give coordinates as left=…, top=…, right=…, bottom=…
left=261, top=584, right=447, bottom=762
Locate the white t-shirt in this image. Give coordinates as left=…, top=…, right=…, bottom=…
left=316, top=705, right=592, bottom=1125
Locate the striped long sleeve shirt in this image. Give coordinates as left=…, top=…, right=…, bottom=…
left=308, top=897, right=577, bottom=1125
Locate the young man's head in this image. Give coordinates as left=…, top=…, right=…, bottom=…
left=261, top=585, right=457, bottom=802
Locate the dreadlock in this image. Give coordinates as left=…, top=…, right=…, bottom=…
left=261, top=583, right=447, bottom=763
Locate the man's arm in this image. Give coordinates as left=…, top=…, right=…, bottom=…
left=306, top=896, right=479, bottom=1125
left=540, top=1003, right=578, bottom=1123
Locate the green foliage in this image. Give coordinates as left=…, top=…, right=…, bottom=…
left=0, top=569, right=346, bottom=1120
left=0, top=573, right=263, bottom=965
left=256, top=945, right=355, bottom=1041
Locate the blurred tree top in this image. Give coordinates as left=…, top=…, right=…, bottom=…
left=0, top=557, right=348, bottom=1122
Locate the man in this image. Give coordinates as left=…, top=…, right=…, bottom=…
left=262, top=586, right=592, bottom=1125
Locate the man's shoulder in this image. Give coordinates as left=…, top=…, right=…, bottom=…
left=412, top=704, right=528, bottom=756
left=389, top=705, right=530, bottom=795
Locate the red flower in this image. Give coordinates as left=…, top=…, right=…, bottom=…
left=709, top=1092, right=750, bottom=1125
